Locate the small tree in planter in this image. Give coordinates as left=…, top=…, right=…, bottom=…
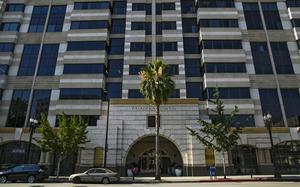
left=187, top=88, right=242, bottom=179
left=39, top=113, right=89, bottom=179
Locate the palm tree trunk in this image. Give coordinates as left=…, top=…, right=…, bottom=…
left=222, top=151, right=227, bottom=179
left=155, top=104, right=161, bottom=180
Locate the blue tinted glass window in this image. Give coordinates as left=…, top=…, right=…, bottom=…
left=0, top=43, right=14, bottom=52
left=112, top=1, right=126, bottom=15
left=6, top=90, right=30, bottom=127
left=202, top=40, right=242, bottom=49
left=169, top=89, right=180, bottom=98
left=184, top=37, right=199, bottom=54
left=60, top=88, right=102, bottom=100
left=287, top=0, right=300, bottom=7
left=109, top=38, right=124, bottom=55
left=204, top=63, right=246, bottom=73
left=39, top=44, right=59, bottom=76
left=71, top=20, right=108, bottom=29
left=156, top=43, right=178, bottom=56
left=108, top=60, right=123, bottom=77
left=0, top=64, right=9, bottom=75
left=56, top=115, right=99, bottom=127
left=167, top=64, right=179, bottom=76
left=243, top=3, right=263, bottom=30
left=74, top=2, right=110, bottom=9
left=250, top=42, right=273, bottom=74
left=210, top=114, right=255, bottom=127
left=129, top=65, right=146, bottom=75
left=5, top=4, right=25, bottom=12
left=47, top=6, right=66, bottom=32
left=157, top=21, right=176, bottom=34
left=281, top=89, right=300, bottom=120
left=111, top=19, right=125, bottom=34
left=18, top=44, right=39, bottom=76
left=0, top=22, right=20, bottom=31
left=262, top=3, right=283, bottom=30
left=28, top=6, right=48, bottom=32
left=130, top=42, right=151, bottom=56
left=6, top=90, right=51, bottom=127
left=128, top=89, right=144, bottom=98
left=271, top=42, right=294, bottom=74
left=185, top=59, right=202, bottom=77
left=156, top=43, right=163, bottom=57
left=131, top=22, right=152, bottom=35
left=156, top=3, right=175, bottom=15
left=186, top=82, right=203, bottom=100
left=63, top=64, right=104, bottom=74
left=182, top=18, right=198, bottom=33
left=198, top=0, right=235, bottom=8
left=18, top=44, right=58, bottom=76
left=162, top=42, right=177, bottom=51
left=181, top=0, right=196, bottom=13
left=132, top=3, right=151, bottom=15
left=199, top=19, right=238, bottom=28
left=67, top=41, right=106, bottom=51
left=107, top=83, right=122, bottom=98
left=259, top=89, right=283, bottom=124
left=207, top=88, right=250, bottom=99
left=291, top=19, right=300, bottom=27
left=30, top=90, right=51, bottom=118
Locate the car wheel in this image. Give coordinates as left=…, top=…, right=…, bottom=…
left=102, top=177, right=110, bottom=184
left=27, top=175, right=36, bottom=183
left=73, top=177, right=81, bottom=184
left=0, top=176, right=7, bottom=183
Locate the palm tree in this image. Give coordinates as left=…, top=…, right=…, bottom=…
left=139, top=59, right=175, bottom=180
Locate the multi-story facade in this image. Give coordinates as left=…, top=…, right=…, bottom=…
left=0, top=0, right=299, bottom=176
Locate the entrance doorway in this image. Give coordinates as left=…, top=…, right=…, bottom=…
left=126, top=136, right=182, bottom=176
left=139, top=149, right=171, bottom=174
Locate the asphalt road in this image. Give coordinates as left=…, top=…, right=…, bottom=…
left=0, top=182, right=299, bottom=187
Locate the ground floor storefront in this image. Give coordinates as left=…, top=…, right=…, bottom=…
left=0, top=102, right=299, bottom=176
left=0, top=130, right=299, bottom=176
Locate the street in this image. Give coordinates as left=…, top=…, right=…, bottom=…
left=0, top=182, right=299, bottom=187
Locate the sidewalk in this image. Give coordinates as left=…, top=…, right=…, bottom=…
left=47, top=175, right=300, bottom=183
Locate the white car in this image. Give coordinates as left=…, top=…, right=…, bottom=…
left=69, top=168, right=119, bottom=184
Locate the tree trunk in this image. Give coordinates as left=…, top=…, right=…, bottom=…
left=56, top=155, right=62, bottom=179
left=222, top=151, right=226, bottom=179
left=155, top=104, right=161, bottom=180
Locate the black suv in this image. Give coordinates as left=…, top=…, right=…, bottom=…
left=0, top=164, right=48, bottom=183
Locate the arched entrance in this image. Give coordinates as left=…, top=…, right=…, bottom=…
left=0, top=141, right=41, bottom=169
left=125, top=136, right=183, bottom=176
left=230, top=145, right=257, bottom=175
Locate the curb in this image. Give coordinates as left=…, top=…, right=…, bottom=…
left=44, top=177, right=300, bottom=184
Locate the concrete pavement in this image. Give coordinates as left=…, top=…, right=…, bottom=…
left=1, top=181, right=300, bottom=187
left=46, top=175, right=300, bottom=183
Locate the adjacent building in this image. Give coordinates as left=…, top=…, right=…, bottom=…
left=0, top=0, right=299, bottom=176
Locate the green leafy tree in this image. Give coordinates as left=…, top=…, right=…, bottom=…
left=39, top=113, right=89, bottom=178
left=187, top=88, right=242, bottom=179
left=139, top=59, right=175, bottom=180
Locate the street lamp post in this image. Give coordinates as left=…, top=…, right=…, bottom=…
left=103, top=91, right=110, bottom=168
left=26, top=118, right=39, bottom=164
left=263, top=113, right=281, bottom=178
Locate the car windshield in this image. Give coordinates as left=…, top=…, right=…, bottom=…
left=12, top=165, right=24, bottom=172
left=85, top=169, right=95, bottom=173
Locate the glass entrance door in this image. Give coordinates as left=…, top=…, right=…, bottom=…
left=139, top=149, right=170, bottom=174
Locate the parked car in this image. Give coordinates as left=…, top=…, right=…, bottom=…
left=0, top=164, right=48, bottom=183
left=69, top=168, right=119, bottom=184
